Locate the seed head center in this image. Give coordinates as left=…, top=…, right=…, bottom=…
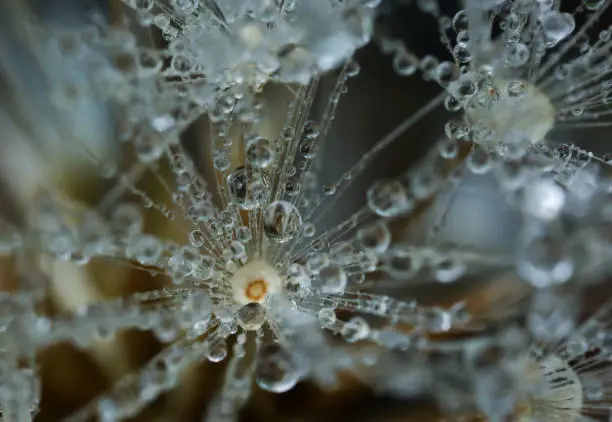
left=245, top=279, right=267, bottom=302
left=230, top=259, right=282, bottom=305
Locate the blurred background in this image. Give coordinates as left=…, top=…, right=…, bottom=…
left=1, top=0, right=611, bottom=421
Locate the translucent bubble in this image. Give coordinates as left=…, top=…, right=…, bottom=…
left=306, top=253, right=329, bottom=273
left=434, top=61, right=457, bottom=86
left=467, top=148, right=492, bottom=174
left=299, top=139, right=317, bottom=159
left=449, top=77, right=476, bottom=101
left=517, top=233, right=574, bottom=288
left=452, top=44, right=472, bottom=64
left=227, top=167, right=270, bottom=210
left=506, top=43, right=530, bottom=67
left=285, top=264, right=311, bottom=295
left=126, top=234, right=162, bottom=265
left=188, top=201, right=216, bottom=222
left=213, top=155, right=230, bottom=171
left=418, top=307, right=452, bottom=332
left=256, top=344, right=301, bottom=393
left=366, top=179, right=410, bottom=217
left=433, top=257, right=466, bottom=283
left=392, top=49, right=418, bottom=76
left=246, top=137, right=275, bottom=168
left=134, top=133, right=164, bottom=163
left=357, top=222, right=391, bottom=254
left=285, top=179, right=301, bottom=197
left=452, top=10, right=469, bottom=32
left=207, top=340, right=228, bottom=362
left=341, top=317, right=369, bottom=342
left=384, top=246, right=423, bottom=278
left=229, top=241, right=246, bottom=259
left=171, top=54, right=193, bottom=73
left=506, top=80, right=526, bottom=99
left=264, top=201, right=302, bottom=243
left=315, top=264, right=347, bottom=295
left=135, top=0, right=154, bottom=11
left=237, top=302, right=266, bottom=331
left=302, top=223, right=316, bottom=237
left=540, top=11, right=575, bottom=48
left=456, top=30, right=469, bottom=45
left=444, top=95, right=462, bottom=112
left=317, top=308, right=337, bottom=326
left=437, top=138, right=459, bottom=159
left=111, top=203, right=143, bottom=235
left=236, top=226, right=252, bottom=243
left=522, top=179, right=565, bottom=221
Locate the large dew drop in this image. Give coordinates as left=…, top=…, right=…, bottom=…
left=255, top=344, right=301, bottom=393
left=227, top=167, right=269, bottom=210
left=246, top=137, right=275, bottom=168
left=263, top=200, right=302, bottom=243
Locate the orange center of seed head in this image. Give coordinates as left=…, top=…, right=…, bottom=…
left=245, top=279, right=268, bottom=302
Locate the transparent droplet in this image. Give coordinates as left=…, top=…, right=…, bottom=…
left=438, top=138, right=459, bottom=159
left=256, top=344, right=301, bottom=393
left=517, top=233, right=574, bottom=288
left=522, top=179, right=565, bottom=221
left=246, top=137, right=275, bottom=168
left=237, top=302, right=267, bottom=331
left=341, top=317, right=370, bottom=342
left=452, top=10, right=469, bottom=32
left=299, top=139, right=317, bottom=159
left=126, top=234, right=162, bottom=265
left=367, top=179, right=410, bottom=217
left=357, top=222, right=391, bottom=254
left=506, top=80, right=526, bottom=99
left=306, top=253, right=329, bottom=274
left=467, top=148, right=492, bottom=174
left=264, top=201, right=302, bottom=243
left=505, top=43, right=530, bottom=67
left=227, top=167, right=269, bottom=210
left=384, top=246, right=422, bottom=278
left=393, top=49, right=418, bottom=76
left=207, top=340, right=228, bottom=362
left=317, top=308, right=337, bottom=326
left=433, top=257, right=466, bottom=283
left=285, top=263, right=311, bottom=295
left=540, top=11, right=575, bottom=47
left=315, top=264, right=347, bottom=295
left=236, top=226, right=252, bottom=243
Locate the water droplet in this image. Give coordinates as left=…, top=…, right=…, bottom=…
left=366, top=179, right=410, bottom=217
left=127, top=234, right=162, bottom=265
left=317, top=308, right=337, bottom=326
left=228, top=167, right=270, bottom=210
left=393, top=49, right=418, bottom=76
left=341, top=317, right=369, bottom=342
left=246, top=137, right=275, bottom=168
left=264, top=201, right=302, bottom=243
left=517, top=232, right=574, bottom=288
left=540, top=11, right=575, bottom=48
left=315, top=264, right=347, bottom=295
left=237, top=302, right=266, bottom=331
left=285, top=264, right=311, bottom=295
left=467, top=148, right=492, bottom=175
left=207, top=340, right=228, bottom=362
left=452, top=10, right=469, bottom=32
left=384, top=246, right=422, bottom=278
left=256, top=344, right=301, bottom=393
left=357, top=222, right=391, bottom=254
